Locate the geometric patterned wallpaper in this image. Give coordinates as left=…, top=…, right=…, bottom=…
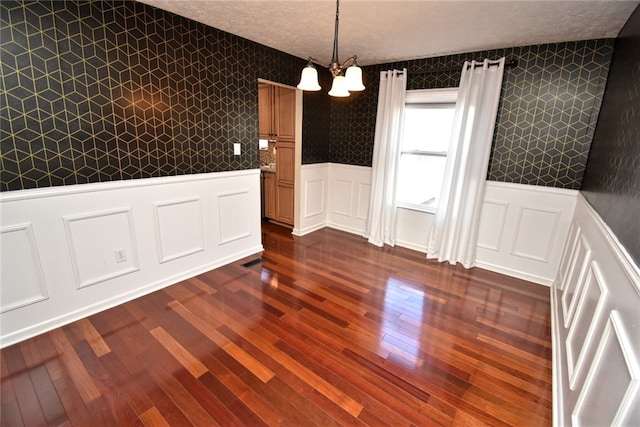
left=0, top=1, right=306, bottom=191
left=0, top=0, right=616, bottom=193
left=328, top=39, right=614, bottom=190
left=581, top=5, right=640, bottom=266
left=301, top=69, right=332, bottom=164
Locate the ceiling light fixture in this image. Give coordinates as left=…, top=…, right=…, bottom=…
left=297, top=0, right=365, bottom=97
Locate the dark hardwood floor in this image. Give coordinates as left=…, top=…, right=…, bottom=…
left=1, top=222, right=552, bottom=426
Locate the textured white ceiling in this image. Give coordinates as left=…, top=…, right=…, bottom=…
left=137, top=0, right=639, bottom=66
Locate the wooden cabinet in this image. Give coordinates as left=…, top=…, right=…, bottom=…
left=276, top=141, right=295, bottom=186
left=275, top=86, right=296, bottom=141
left=258, top=84, right=296, bottom=141
left=258, top=83, right=274, bottom=140
left=276, top=184, right=294, bottom=225
left=259, top=82, right=296, bottom=227
left=264, top=172, right=276, bottom=219
left=275, top=141, right=295, bottom=225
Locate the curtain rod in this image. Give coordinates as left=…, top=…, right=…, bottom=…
left=408, top=58, right=518, bottom=77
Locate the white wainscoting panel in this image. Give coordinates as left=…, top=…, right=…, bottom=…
left=557, top=222, right=581, bottom=291
left=0, top=170, right=263, bottom=348
left=305, top=180, right=325, bottom=218
left=477, top=201, right=508, bottom=251
left=0, top=223, right=48, bottom=313
left=476, top=181, right=578, bottom=286
left=551, top=194, right=640, bottom=427
left=511, top=205, right=560, bottom=262
left=294, top=164, right=329, bottom=236
left=331, top=179, right=353, bottom=217
left=566, top=261, right=608, bottom=390
left=571, top=311, right=639, bottom=426
left=327, top=163, right=371, bottom=235
left=395, top=208, right=434, bottom=253
left=64, top=208, right=139, bottom=289
left=217, top=189, right=252, bottom=244
left=154, top=197, right=204, bottom=263
left=356, top=182, right=371, bottom=221
left=561, top=234, right=593, bottom=327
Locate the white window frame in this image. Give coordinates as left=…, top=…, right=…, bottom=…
left=397, top=88, right=458, bottom=213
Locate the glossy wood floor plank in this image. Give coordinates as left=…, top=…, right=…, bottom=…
left=1, top=222, right=553, bottom=426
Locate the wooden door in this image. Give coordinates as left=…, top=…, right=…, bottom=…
left=275, top=141, right=295, bottom=225
left=258, top=83, right=274, bottom=140
left=276, top=141, right=295, bottom=186
left=264, top=172, right=276, bottom=219
left=276, top=184, right=294, bottom=225
left=275, top=86, right=296, bottom=141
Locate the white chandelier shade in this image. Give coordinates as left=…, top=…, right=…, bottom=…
left=297, top=61, right=322, bottom=91
left=345, top=64, right=365, bottom=91
left=328, top=75, right=350, bottom=97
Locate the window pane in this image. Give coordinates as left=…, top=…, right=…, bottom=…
left=396, top=154, right=447, bottom=207
left=402, top=106, right=455, bottom=152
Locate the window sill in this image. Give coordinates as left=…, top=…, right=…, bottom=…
left=397, top=202, right=437, bottom=214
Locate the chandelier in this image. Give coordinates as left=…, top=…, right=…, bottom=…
left=297, top=0, right=365, bottom=97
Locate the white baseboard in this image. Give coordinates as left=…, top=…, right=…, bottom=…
left=475, top=260, right=554, bottom=286
left=293, top=222, right=326, bottom=237
left=395, top=239, right=428, bottom=253
left=327, top=221, right=366, bottom=236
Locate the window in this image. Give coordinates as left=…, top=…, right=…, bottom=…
left=396, top=88, right=457, bottom=213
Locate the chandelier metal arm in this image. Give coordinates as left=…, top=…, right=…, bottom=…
left=308, top=55, right=358, bottom=78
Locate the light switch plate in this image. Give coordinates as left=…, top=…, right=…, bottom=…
left=233, top=143, right=241, bottom=155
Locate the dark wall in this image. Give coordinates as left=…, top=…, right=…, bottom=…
left=0, top=0, right=314, bottom=191
left=581, top=5, right=640, bottom=266
left=329, top=40, right=614, bottom=190
left=301, top=68, right=333, bottom=164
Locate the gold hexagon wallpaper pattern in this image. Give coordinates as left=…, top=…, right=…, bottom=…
left=0, top=0, right=307, bottom=191
left=582, top=6, right=640, bottom=265
left=331, top=40, right=614, bottom=190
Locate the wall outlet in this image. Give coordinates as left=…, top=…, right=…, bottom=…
left=115, top=249, right=127, bottom=263
left=233, top=142, right=241, bottom=155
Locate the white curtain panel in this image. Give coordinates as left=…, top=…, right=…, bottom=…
left=364, top=69, right=407, bottom=247
left=427, top=58, right=505, bottom=268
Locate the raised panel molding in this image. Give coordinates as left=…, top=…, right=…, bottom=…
left=356, top=182, right=370, bottom=221
left=63, top=208, right=140, bottom=289
left=566, top=261, right=609, bottom=390
left=218, top=189, right=252, bottom=244
left=477, top=200, right=508, bottom=251
left=511, top=205, right=560, bottom=262
left=304, top=179, right=325, bottom=218
left=0, top=223, right=48, bottom=313
left=561, top=234, right=592, bottom=328
left=295, top=164, right=329, bottom=236
left=154, top=197, right=204, bottom=263
left=331, top=178, right=353, bottom=217
left=557, top=222, right=581, bottom=291
left=571, top=311, right=639, bottom=426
